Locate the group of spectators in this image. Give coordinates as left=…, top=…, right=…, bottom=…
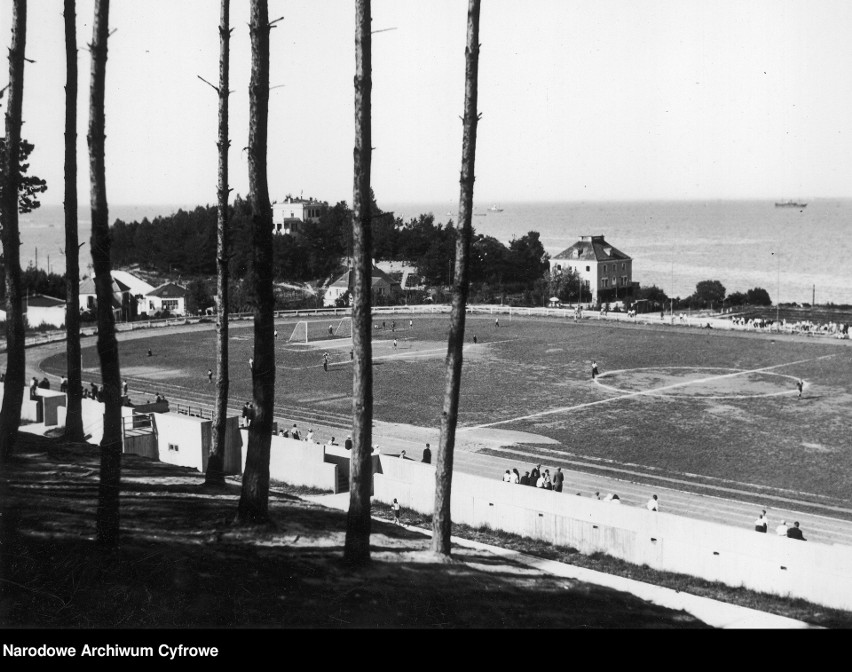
left=753, top=509, right=807, bottom=540
left=502, top=464, right=566, bottom=492
left=28, top=376, right=51, bottom=400
left=499, top=464, right=662, bottom=512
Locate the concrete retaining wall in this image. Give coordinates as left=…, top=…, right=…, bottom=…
left=243, top=431, right=338, bottom=492
left=374, top=456, right=852, bottom=612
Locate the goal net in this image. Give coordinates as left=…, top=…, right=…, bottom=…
left=287, top=317, right=352, bottom=344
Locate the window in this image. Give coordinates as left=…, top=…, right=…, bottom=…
left=168, top=443, right=179, bottom=452
left=622, top=263, right=626, bottom=271
left=162, top=299, right=179, bottom=311
left=585, top=265, right=590, bottom=272
left=622, top=276, right=628, bottom=286
left=602, top=278, right=609, bottom=288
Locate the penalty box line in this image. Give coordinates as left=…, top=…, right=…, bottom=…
left=469, top=354, right=836, bottom=430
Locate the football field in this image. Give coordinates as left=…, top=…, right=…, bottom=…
left=41, top=313, right=852, bottom=513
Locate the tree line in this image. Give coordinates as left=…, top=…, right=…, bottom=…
left=109, top=197, right=551, bottom=292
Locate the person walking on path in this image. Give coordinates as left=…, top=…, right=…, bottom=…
left=392, top=498, right=401, bottom=525
left=754, top=510, right=769, bottom=533
left=591, top=360, right=599, bottom=379
left=646, top=494, right=659, bottom=512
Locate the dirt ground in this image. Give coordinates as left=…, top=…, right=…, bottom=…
left=0, top=432, right=708, bottom=631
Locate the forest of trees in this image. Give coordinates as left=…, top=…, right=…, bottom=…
left=108, top=196, right=551, bottom=294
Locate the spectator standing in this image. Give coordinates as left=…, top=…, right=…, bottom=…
left=38, top=377, right=50, bottom=390
left=520, top=471, right=530, bottom=486
left=306, top=428, right=315, bottom=443
left=473, top=334, right=477, bottom=344
left=345, top=435, right=353, bottom=450
left=754, top=510, right=769, bottom=533
left=322, top=352, right=329, bottom=372
left=530, top=464, right=541, bottom=484
left=291, top=424, right=301, bottom=441
left=503, top=470, right=513, bottom=483
left=646, top=494, right=659, bottom=512
left=552, top=467, right=564, bottom=492
left=207, top=368, right=213, bottom=383
left=248, top=357, right=254, bottom=372
left=511, top=468, right=520, bottom=484
left=60, top=376, right=68, bottom=393
left=29, top=377, right=39, bottom=400
left=543, top=470, right=553, bottom=490
left=399, top=450, right=406, bottom=459
left=392, top=499, right=401, bottom=525
left=786, top=521, right=806, bottom=540
left=122, top=379, right=128, bottom=397
left=421, top=443, right=431, bottom=464
left=241, top=401, right=251, bottom=427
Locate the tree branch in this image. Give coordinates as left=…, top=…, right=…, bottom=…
left=197, top=75, right=219, bottom=93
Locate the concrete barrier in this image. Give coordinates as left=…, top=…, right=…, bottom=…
left=34, top=389, right=66, bottom=426
left=373, top=456, right=852, bottom=612
left=242, top=432, right=339, bottom=492
left=152, top=413, right=242, bottom=474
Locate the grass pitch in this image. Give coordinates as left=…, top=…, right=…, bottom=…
left=42, top=314, right=852, bottom=510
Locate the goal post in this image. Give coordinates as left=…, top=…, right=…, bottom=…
left=287, top=321, right=308, bottom=344
left=287, top=317, right=353, bottom=344
left=333, top=316, right=352, bottom=339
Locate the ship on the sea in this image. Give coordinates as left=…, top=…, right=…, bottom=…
left=775, top=200, right=807, bottom=208
left=488, top=204, right=504, bottom=212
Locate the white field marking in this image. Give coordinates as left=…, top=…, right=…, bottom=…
left=469, top=354, right=836, bottom=429
left=369, top=338, right=516, bottom=363
left=594, top=366, right=802, bottom=400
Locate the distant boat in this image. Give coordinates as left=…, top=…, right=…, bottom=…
left=775, top=200, right=807, bottom=208
left=488, top=204, right=504, bottom=212
left=474, top=213, right=487, bottom=217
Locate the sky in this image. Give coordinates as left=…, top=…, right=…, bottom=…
left=2, top=0, right=852, bottom=207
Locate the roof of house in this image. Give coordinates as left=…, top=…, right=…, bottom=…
left=552, top=235, right=631, bottom=263
left=328, top=265, right=402, bottom=291
left=147, top=282, right=188, bottom=299
left=78, top=276, right=132, bottom=295
left=26, top=294, right=65, bottom=308
left=110, top=270, right=156, bottom=297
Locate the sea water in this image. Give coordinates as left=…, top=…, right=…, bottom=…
left=16, top=199, right=852, bottom=305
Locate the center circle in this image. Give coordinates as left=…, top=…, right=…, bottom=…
left=595, top=366, right=802, bottom=399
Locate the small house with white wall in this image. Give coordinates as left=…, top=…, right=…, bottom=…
left=145, top=282, right=188, bottom=316
left=549, top=235, right=633, bottom=305
left=25, top=294, right=66, bottom=328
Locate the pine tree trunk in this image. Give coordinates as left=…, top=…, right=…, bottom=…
left=236, top=0, right=273, bottom=524
left=343, top=0, right=373, bottom=567
left=0, top=0, right=28, bottom=462
left=88, top=0, right=122, bottom=547
left=63, top=0, right=84, bottom=443
left=205, top=0, right=230, bottom=488
left=432, top=0, right=481, bottom=557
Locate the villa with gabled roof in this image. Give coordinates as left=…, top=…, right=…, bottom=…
left=549, top=235, right=633, bottom=305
